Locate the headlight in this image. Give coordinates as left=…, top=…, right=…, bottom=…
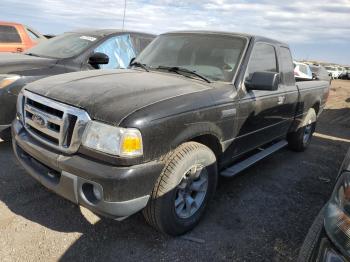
left=0, top=75, right=20, bottom=89
left=82, top=121, right=143, bottom=157
left=324, top=171, right=350, bottom=258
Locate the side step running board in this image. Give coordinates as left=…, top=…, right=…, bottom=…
left=220, top=140, right=288, bottom=177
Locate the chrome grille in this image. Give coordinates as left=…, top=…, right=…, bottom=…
left=22, top=90, right=90, bottom=154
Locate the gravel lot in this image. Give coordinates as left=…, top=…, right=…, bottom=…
left=0, top=80, right=349, bottom=262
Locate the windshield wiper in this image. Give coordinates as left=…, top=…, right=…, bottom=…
left=130, top=61, right=149, bottom=72
left=155, top=66, right=211, bottom=83
left=25, top=53, right=40, bottom=57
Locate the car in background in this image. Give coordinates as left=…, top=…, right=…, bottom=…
left=0, top=29, right=155, bottom=140
left=294, top=61, right=313, bottom=80
left=309, top=64, right=331, bottom=83
left=0, top=21, right=46, bottom=53
left=298, top=148, right=350, bottom=261
left=338, top=67, right=348, bottom=80
left=325, top=66, right=341, bottom=79
left=345, top=67, right=350, bottom=80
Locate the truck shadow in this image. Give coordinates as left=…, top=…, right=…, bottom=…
left=0, top=107, right=349, bottom=261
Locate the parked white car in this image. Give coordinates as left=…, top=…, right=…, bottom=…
left=293, top=61, right=312, bottom=80
left=325, top=66, right=341, bottom=79
left=338, top=67, right=347, bottom=79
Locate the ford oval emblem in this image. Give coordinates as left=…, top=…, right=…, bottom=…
left=32, top=114, right=46, bottom=128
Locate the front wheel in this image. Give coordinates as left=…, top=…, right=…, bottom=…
left=143, top=142, right=218, bottom=236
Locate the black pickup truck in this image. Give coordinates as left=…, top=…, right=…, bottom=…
left=12, top=31, right=330, bottom=235
left=0, top=29, right=155, bottom=139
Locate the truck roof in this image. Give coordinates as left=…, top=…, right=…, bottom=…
left=67, top=28, right=156, bottom=38
left=163, top=30, right=288, bottom=46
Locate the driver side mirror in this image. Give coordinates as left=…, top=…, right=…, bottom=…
left=245, top=71, right=280, bottom=91
left=88, top=52, right=109, bottom=69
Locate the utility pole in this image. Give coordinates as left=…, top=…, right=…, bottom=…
left=122, top=0, right=127, bottom=31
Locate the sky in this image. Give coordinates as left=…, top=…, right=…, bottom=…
left=1, top=0, right=349, bottom=65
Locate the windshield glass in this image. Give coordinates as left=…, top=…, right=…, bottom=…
left=136, top=34, right=247, bottom=82
left=325, top=66, right=335, bottom=70
left=25, top=33, right=99, bottom=59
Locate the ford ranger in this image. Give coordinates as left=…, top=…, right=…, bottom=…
left=12, top=31, right=330, bottom=235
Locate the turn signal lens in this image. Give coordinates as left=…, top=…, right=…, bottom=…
left=121, top=132, right=143, bottom=156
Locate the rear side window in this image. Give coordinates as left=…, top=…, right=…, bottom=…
left=0, top=25, right=21, bottom=43
left=279, top=47, right=295, bottom=85
left=299, top=65, right=308, bottom=74
left=247, top=43, right=277, bottom=78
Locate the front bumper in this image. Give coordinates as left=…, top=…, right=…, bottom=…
left=12, top=119, right=164, bottom=219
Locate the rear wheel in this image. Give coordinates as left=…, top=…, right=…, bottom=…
left=143, top=142, right=217, bottom=236
left=287, top=108, right=316, bottom=152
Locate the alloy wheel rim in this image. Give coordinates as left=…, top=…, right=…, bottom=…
left=303, top=122, right=313, bottom=144
left=174, top=164, right=208, bottom=219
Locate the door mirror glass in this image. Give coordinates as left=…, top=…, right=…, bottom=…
left=88, top=52, right=109, bottom=69
left=245, top=71, right=280, bottom=91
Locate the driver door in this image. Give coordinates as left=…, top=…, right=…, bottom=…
left=233, top=42, right=288, bottom=156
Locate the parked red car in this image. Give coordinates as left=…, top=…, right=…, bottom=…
left=0, top=21, right=46, bottom=53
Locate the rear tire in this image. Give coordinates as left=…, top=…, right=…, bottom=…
left=143, top=142, right=218, bottom=236
left=287, top=108, right=316, bottom=152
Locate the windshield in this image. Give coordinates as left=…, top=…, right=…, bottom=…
left=136, top=34, right=247, bottom=82
left=325, top=66, right=335, bottom=70
left=25, top=33, right=100, bottom=59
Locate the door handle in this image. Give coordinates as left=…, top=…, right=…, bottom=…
left=277, top=96, right=286, bottom=105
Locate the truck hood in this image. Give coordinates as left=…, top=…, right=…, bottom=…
left=24, top=69, right=212, bottom=125
left=0, top=53, right=57, bottom=75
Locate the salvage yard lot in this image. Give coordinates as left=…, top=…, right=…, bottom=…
left=1, top=80, right=349, bottom=262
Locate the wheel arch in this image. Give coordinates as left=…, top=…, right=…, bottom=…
left=169, top=123, right=224, bottom=160
left=312, top=101, right=320, bottom=115
left=189, top=134, right=223, bottom=159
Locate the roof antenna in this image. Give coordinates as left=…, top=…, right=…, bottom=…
left=122, top=0, right=127, bottom=31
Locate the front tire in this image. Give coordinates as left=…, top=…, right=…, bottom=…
left=287, top=108, right=316, bottom=152
left=143, top=142, right=218, bottom=236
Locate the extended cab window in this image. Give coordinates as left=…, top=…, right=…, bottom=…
left=247, top=43, right=277, bottom=79
left=0, top=25, right=21, bottom=43
left=279, top=47, right=295, bottom=84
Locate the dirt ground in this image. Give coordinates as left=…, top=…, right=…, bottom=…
left=0, top=80, right=349, bottom=262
